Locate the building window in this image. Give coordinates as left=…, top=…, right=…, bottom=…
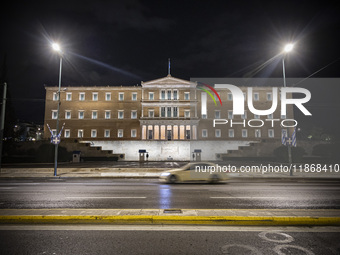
left=267, top=93, right=272, bottom=101
left=131, top=129, right=137, bottom=138
left=105, top=111, right=111, bottom=119
left=51, top=129, right=57, bottom=136
left=281, top=114, right=286, bottom=119
left=53, top=92, right=59, bottom=101
left=79, top=92, right=85, bottom=101
left=229, top=129, right=234, bottom=138
left=119, top=92, right=124, bottom=101
left=118, top=111, right=124, bottom=119
left=66, top=92, right=72, bottom=101
left=173, top=90, right=178, bottom=100
left=148, top=109, right=154, bottom=118
left=254, top=92, right=259, bottom=101
left=64, top=129, right=70, bottom=138
left=228, top=110, right=233, bottom=119
left=65, top=111, right=71, bottom=119
left=77, top=130, right=84, bottom=138
left=105, top=93, right=111, bottom=101
left=104, top=129, right=110, bottom=138
left=215, top=129, right=221, bottom=138
left=167, top=107, right=171, bottom=117
left=254, top=114, right=260, bottom=119
left=78, top=111, right=84, bottom=119
left=184, top=110, right=190, bottom=118
left=52, top=110, right=58, bottom=119
left=255, top=129, right=261, bottom=138
left=92, top=111, right=97, bottom=119
left=132, top=93, right=137, bottom=101
left=241, top=111, right=247, bottom=119
left=184, top=92, right=190, bottom=100
left=173, top=107, right=178, bottom=118
left=227, top=93, right=232, bottom=101
left=161, top=90, right=165, bottom=100
left=92, top=92, right=98, bottom=101
left=242, top=129, right=248, bottom=138
left=149, top=92, right=154, bottom=100
left=215, top=110, right=221, bottom=119
left=268, top=129, right=274, bottom=138
left=118, top=129, right=123, bottom=138
left=161, top=107, right=166, bottom=117
left=202, top=129, right=208, bottom=138
left=167, top=90, right=171, bottom=100
left=91, top=129, right=97, bottom=138
left=268, top=113, right=273, bottom=119
left=202, top=114, right=207, bottom=119
left=131, top=110, right=137, bottom=119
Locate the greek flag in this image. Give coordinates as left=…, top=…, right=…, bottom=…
left=281, top=130, right=287, bottom=146
left=291, top=128, right=297, bottom=147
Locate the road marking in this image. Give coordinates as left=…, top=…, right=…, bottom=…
left=0, top=225, right=339, bottom=232
left=210, top=197, right=282, bottom=199
left=66, top=197, right=146, bottom=199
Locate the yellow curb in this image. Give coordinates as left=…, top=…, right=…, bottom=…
left=1, top=215, right=340, bottom=226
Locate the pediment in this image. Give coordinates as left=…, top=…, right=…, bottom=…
left=142, top=75, right=192, bottom=87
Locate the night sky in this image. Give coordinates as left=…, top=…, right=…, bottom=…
left=1, top=0, right=339, bottom=135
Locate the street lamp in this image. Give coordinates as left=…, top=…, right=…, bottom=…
left=52, top=43, right=63, bottom=177
left=282, top=43, right=294, bottom=173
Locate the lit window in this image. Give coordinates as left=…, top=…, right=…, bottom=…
left=52, top=129, right=57, bottom=136
left=202, top=129, right=208, bottom=138
left=65, top=111, right=71, bottom=119
left=66, top=93, right=72, bottom=101
left=92, top=111, right=97, bottom=119
left=131, top=110, right=137, bottom=119
left=91, top=129, right=97, bottom=138
left=105, top=111, right=111, bottom=119
left=64, top=129, right=70, bottom=138
left=215, top=129, right=221, bottom=138
left=131, top=129, right=137, bottom=138
left=132, top=93, right=137, bottom=101
left=92, top=92, right=98, bottom=101
left=77, top=130, right=84, bottom=138
left=118, top=129, right=123, bottom=138
left=229, top=129, right=234, bottom=138
left=78, top=111, right=84, bottom=119
left=118, top=111, right=124, bottom=119
left=104, top=130, right=110, bottom=138
left=52, top=110, right=58, bottom=119
left=119, top=93, right=124, bottom=101
left=79, top=92, right=85, bottom=101
left=105, top=93, right=111, bottom=101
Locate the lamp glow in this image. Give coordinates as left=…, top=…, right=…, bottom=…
left=284, top=43, right=294, bottom=53
left=52, top=43, right=61, bottom=52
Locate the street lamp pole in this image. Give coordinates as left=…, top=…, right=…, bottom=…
left=282, top=43, right=293, bottom=175
left=52, top=43, right=62, bottom=177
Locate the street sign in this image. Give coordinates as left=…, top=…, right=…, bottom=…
left=51, top=135, right=61, bottom=145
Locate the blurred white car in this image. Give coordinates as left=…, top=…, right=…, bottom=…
left=159, top=162, right=228, bottom=184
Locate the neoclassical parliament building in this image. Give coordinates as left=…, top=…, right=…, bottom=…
left=44, top=74, right=292, bottom=161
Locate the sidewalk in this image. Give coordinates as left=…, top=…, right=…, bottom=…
left=0, top=166, right=339, bottom=178
left=0, top=208, right=339, bottom=226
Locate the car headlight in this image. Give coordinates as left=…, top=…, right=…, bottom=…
left=160, top=172, right=171, bottom=177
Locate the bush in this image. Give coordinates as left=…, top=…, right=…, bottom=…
left=273, top=146, right=305, bottom=162
left=35, top=143, right=72, bottom=163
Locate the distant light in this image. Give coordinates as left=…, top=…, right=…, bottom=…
left=52, top=43, right=61, bottom=52
left=284, top=43, right=294, bottom=53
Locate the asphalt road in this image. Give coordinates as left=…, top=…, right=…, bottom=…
left=0, top=178, right=340, bottom=209
left=0, top=225, right=339, bottom=254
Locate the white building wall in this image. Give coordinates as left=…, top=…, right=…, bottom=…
left=84, top=140, right=255, bottom=161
